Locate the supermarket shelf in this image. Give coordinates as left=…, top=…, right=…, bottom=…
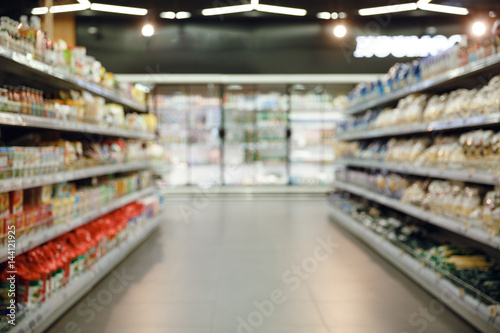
left=9, top=211, right=163, bottom=333
left=292, top=144, right=332, bottom=148
left=162, top=185, right=329, bottom=194
left=332, top=181, right=500, bottom=249
left=0, top=187, right=155, bottom=263
left=0, top=111, right=155, bottom=139
left=328, top=204, right=500, bottom=333
left=337, top=114, right=500, bottom=141
left=345, top=52, right=500, bottom=115
left=225, top=124, right=255, bottom=130
left=0, top=161, right=150, bottom=192
left=290, top=160, right=333, bottom=164
left=0, top=46, right=147, bottom=112
left=336, top=159, right=500, bottom=186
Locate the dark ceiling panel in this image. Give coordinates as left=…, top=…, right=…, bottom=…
left=2, top=0, right=500, bottom=18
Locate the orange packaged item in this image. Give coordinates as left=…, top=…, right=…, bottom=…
left=14, top=212, right=25, bottom=234
left=9, top=190, right=23, bottom=215
left=0, top=193, right=9, bottom=218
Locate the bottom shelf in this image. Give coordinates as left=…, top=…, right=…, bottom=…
left=10, top=212, right=163, bottom=333
left=328, top=204, right=500, bottom=333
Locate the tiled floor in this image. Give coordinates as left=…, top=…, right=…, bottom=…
left=47, top=197, right=478, bottom=333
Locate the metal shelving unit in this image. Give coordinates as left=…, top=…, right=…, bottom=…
left=7, top=212, right=163, bottom=333
left=337, top=114, right=500, bottom=141
left=0, top=161, right=150, bottom=192
left=345, top=52, right=500, bottom=115
left=333, top=180, right=500, bottom=249
left=0, top=111, right=155, bottom=139
left=0, top=187, right=154, bottom=263
left=0, top=46, right=146, bottom=112
left=329, top=204, right=500, bottom=333
left=335, top=159, right=500, bottom=186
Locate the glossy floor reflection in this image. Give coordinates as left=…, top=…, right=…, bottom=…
left=47, top=196, right=478, bottom=333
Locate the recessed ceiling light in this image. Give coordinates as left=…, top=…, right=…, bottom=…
left=142, top=24, right=154, bottom=37
left=87, top=26, right=98, bottom=34
left=176, top=11, right=191, bottom=19
left=160, top=11, right=176, bottom=19
left=331, top=12, right=338, bottom=19
left=317, top=12, right=331, bottom=20
left=334, top=25, right=347, bottom=38
left=472, top=22, right=487, bottom=36
left=338, top=12, right=347, bottom=19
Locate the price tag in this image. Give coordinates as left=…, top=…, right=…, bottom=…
left=458, top=288, right=465, bottom=298
left=494, top=170, right=500, bottom=179
left=489, top=229, right=497, bottom=238
left=436, top=272, right=442, bottom=280
left=440, top=164, right=446, bottom=172
left=399, top=248, right=404, bottom=256
left=419, top=206, right=425, bottom=212
left=419, top=261, right=425, bottom=269
left=464, top=222, right=471, bottom=231
left=469, top=167, right=475, bottom=176
left=490, top=305, right=498, bottom=317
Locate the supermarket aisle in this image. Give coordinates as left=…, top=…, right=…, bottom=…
left=48, top=196, right=477, bottom=333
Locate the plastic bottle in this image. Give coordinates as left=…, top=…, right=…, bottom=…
left=18, top=15, right=30, bottom=54
left=30, top=16, right=46, bottom=61
left=0, top=17, right=8, bottom=47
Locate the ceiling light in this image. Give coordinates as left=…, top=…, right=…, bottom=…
left=176, top=11, right=191, bottom=19
left=331, top=12, right=338, bottom=19
left=317, top=12, right=331, bottom=20
left=87, top=26, right=98, bottom=34
left=77, top=0, right=91, bottom=5
left=338, top=12, right=347, bottom=19
left=359, top=3, right=417, bottom=16
left=142, top=24, right=154, bottom=37
left=417, top=3, right=468, bottom=15
left=472, top=22, right=487, bottom=36
left=202, top=0, right=305, bottom=17
left=31, top=7, right=49, bottom=15
left=334, top=25, right=347, bottom=38
left=45, top=3, right=90, bottom=14
left=160, top=11, right=176, bottom=19
left=202, top=4, right=253, bottom=16
left=91, top=3, right=148, bottom=16
left=490, top=11, right=497, bottom=18
left=256, top=4, right=306, bottom=16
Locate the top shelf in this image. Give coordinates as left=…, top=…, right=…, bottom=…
left=0, top=46, right=147, bottom=113
left=345, top=53, right=500, bottom=115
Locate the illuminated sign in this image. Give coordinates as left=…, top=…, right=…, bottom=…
left=354, top=35, right=463, bottom=58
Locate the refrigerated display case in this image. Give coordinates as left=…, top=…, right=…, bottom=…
left=223, top=85, right=289, bottom=185
left=155, top=83, right=347, bottom=187
left=155, top=84, right=222, bottom=186
left=289, top=85, right=344, bottom=185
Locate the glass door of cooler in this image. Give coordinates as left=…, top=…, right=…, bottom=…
left=289, top=85, right=342, bottom=185
left=155, top=86, right=189, bottom=186
left=254, top=85, right=289, bottom=185
left=188, top=85, right=222, bottom=186
left=222, top=85, right=256, bottom=185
